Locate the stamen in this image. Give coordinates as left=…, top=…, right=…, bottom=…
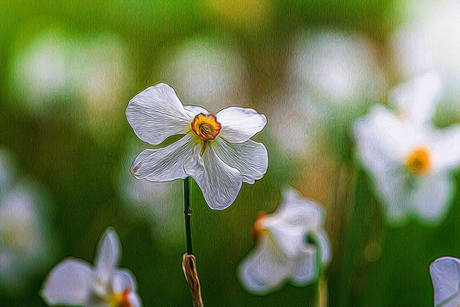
left=405, top=147, right=431, bottom=176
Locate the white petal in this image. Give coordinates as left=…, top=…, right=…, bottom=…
left=315, top=230, right=332, bottom=265
left=430, top=257, right=460, bottom=307
left=185, top=145, right=242, bottom=210
left=184, top=105, right=209, bottom=117
left=372, top=170, right=410, bottom=225
left=112, top=269, right=137, bottom=293
left=95, top=229, right=120, bottom=283
left=390, top=72, right=441, bottom=125
left=126, top=83, right=191, bottom=145
left=431, top=125, right=460, bottom=173
left=238, top=236, right=291, bottom=295
left=277, top=187, right=324, bottom=229
left=216, top=107, right=267, bottom=143
left=412, top=173, right=453, bottom=225
left=291, top=246, right=316, bottom=286
left=213, top=138, right=268, bottom=184
left=264, top=218, right=305, bottom=259
left=353, top=105, right=416, bottom=166
left=130, top=135, right=194, bottom=182
left=127, top=292, right=142, bottom=307
left=41, top=259, right=92, bottom=305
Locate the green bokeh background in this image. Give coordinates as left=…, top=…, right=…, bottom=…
left=1, top=0, right=459, bottom=306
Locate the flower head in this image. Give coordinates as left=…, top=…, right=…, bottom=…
left=238, top=187, right=331, bottom=295
left=430, top=256, right=460, bottom=306
left=126, top=83, right=268, bottom=210
left=42, top=228, right=141, bottom=307
left=354, top=72, right=460, bottom=225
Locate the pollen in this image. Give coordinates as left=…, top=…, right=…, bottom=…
left=251, top=211, right=267, bottom=242
left=191, top=113, right=221, bottom=141
left=405, top=147, right=431, bottom=176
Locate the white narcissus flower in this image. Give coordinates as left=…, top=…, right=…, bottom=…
left=238, top=187, right=331, bottom=295
left=42, top=229, right=141, bottom=307
left=430, top=256, right=460, bottom=307
left=126, top=83, right=268, bottom=210
left=354, top=73, right=460, bottom=225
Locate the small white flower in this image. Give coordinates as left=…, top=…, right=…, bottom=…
left=126, top=83, right=268, bottom=210
left=430, top=256, right=460, bottom=306
left=354, top=73, right=460, bottom=225
left=42, top=228, right=141, bottom=307
left=238, top=187, right=331, bottom=295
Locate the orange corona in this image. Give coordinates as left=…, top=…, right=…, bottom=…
left=191, top=113, right=221, bottom=141
left=405, top=147, right=431, bottom=176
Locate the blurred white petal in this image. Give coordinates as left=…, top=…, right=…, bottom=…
left=430, top=257, right=460, bottom=307
left=213, top=138, right=268, bottom=184
left=431, top=126, right=460, bottom=172
left=112, top=269, right=137, bottom=293
left=130, top=135, right=194, bottom=181
left=238, top=236, right=291, bottom=294
left=217, top=107, right=267, bottom=143
left=95, top=229, right=120, bottom=284
left=126, top=83, right=191, bottom=145
left=185, top=146, right=242, bottom=210
left=42, top=259, right=92, bottom=305
left=390, top=72, right=442, bottom=125
left=291, top=247, right=316, bottom=286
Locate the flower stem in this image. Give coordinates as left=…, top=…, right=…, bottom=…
left=184, top=177, right=193, bottom=255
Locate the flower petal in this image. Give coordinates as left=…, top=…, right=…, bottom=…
left=184, top=105, right=209, bottom=117
left=130, top=135, right=194, bottom=182
left=264, top=217, right=306, bottom=259
left=112, top=269, right=137, bottom=293
left=431, top=125, right=460, bottom=173
left=315, top=230, right=332, bottom=265
left=353, top=105, right=417, bottom=166
left=291, top=246, right=316, bottom=286
left=41, top=259, right=92, bottom=305
left=390, top=72, right=441, bottom=125
left=277, top=187, right=324, bottom=229
left=213, top=138, right=268, bottom=184
left=185, top=145, right=242, bottom=210
left=216, top=107, right=267, bottom=143
left=412, top=173, right=453, bottom=225
left=126, top=83, right=191, bottom=145
left=238, top=236, right=291, bottom=295
left=95, top=228, right=120, bottom=284
left=430, top=257, right=460, bottom=307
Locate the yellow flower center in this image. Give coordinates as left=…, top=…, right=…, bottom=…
left=251, top=211, right=267, bottom=242
left=191, top=113, right=221, bottom=141
left=108, top=289, right=132, bottom=307
left=405, top=147, right=431, bottom=176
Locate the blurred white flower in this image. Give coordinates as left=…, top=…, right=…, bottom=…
left=391, top=0, right=460, bottom=108
left=118, top=142, right=183, bottom=247
left=430, top=256, right=460, bottom=307
left=160, top=38, right=249, bottom=112
left=0, top=148, right=55, bottom=293
left=11, top=30, right=71, bottom=111
left=126, top=83, right=268, bottom=210
left=42, top=228, right=141, bottom=307
left=354, top=73, right=460, bottom=225
left=71, top=34, right=133, bottom=141
left=289, top=29, right=386, bottom=117
left=238, top=187, right=331, bottom=295
left=266, top=85, right=326, bottom=160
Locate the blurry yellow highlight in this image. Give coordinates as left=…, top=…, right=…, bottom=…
left=405, top=147, right=431, bottom=176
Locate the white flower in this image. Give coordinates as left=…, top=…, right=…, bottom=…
left=0, top=148, right=55, bottom=293
left=354, top=73, right=460, bottom=225
left=126, top=83, right=268, bottom=210
left=391, top=0, right=460, bottom=107
left=42, top=228, right=141, bottom=307
left=430, top=256, right=460, bottom=306
left=289, top=29, right=386, bottom=117
left=238, top=187, right=331, bottom=295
